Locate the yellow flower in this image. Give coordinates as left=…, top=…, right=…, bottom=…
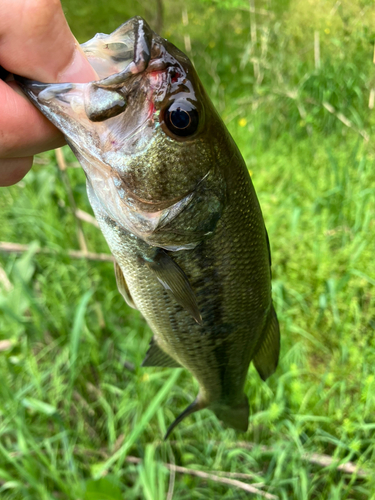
left=239, top=118, right=247, bottom=127
left=325, top=28, right=330, bottom=34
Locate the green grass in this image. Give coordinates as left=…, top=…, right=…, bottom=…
left=1, top=0, right=375, bottom=498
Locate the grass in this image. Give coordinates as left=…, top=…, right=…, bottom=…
left=1, top=0, right=375, bottom=498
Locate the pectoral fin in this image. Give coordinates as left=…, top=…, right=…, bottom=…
left=142, top=338, right=181, bottom=368
left=146, top=250, right=202, bottom=324
left=114, top=261, right=137, bottom=309
left=253, top=304, right=280, bottom=381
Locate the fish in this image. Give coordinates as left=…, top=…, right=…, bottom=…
left=17, top=16, right=280, bottom=438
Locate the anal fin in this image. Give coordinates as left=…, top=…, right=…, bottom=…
left=253, top=304, right=280, bottom=381
left=114, top=261, right=137, bottom=310
left=142, top=338, right=182, bottom=368
left=145, top=249, right=202, bottom=324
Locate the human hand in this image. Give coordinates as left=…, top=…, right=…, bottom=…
left=0, top=0, right=97, bottom=186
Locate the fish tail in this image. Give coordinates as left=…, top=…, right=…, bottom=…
left=213, top=395, right=249, bottom=432
left=164, top=397, right=205, bottom=440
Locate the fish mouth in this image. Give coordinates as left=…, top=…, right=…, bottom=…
left=15, top=16, right=175, bottom=125
left=15, top=17, right=175, bottom=185
left=15, top=16, right=190, bottom=167
left=16, top=17, right=208, bottom=247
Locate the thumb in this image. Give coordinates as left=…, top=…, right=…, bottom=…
left=0, top=0, right=98, bottom=186
left=0, top=0, right=97, bottom=83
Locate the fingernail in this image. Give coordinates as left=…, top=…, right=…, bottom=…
left=58, top=41, right=98, bottom=83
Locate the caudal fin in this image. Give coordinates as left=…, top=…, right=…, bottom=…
left=213, top=395, right=249, bottom=432
left=165, top=395, right=249, bottom=437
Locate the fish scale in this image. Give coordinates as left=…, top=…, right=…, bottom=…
left=17, top=16, right=280, bottom=437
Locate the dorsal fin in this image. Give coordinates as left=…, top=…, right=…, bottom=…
left=145, top=249, right=202, bottom=324
left=114, top=261, right=137, bottom=309
left=253, top=304, right=280, bottom=381
left=142, top=338, right=181, bottom=368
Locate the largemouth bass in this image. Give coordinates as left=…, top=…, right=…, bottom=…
left=18, top=17, right=280, bottom=437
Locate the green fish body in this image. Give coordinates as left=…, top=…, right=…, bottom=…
left=18, top=17, right=280, bottom=437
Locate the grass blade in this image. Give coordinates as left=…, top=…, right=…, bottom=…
left=69, top=291, right=93, bottom=390
left=94, top=370, right=181, bottom=478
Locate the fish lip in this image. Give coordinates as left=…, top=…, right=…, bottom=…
left=91, top=42, right=172, bottom=90
left=14, top=76, right=75, bottom=101
left=14, top=18, right=184, bottom=115
left=14, top=17, right=154, bottom=96
left=15, top=18, right=178, bottom=97
left=14, top=75, right=48, bottom=96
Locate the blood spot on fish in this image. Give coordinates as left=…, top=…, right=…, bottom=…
left=148, top=71, right=164, bottom=87
left=149, top=101, right=156, bottom=116
left=171, top=71, right=181, bottom=83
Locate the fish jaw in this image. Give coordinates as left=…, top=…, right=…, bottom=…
left=17, top=17, right=227, bottom=250
left=80, top=17, right=142, bottom=79
left=16, top=71, right=159, bottom=173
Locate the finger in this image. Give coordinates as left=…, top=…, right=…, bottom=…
left=0, top=157, right=34, bottom=186
left=0, top=0, right=96, bottom=84
left=0, top=0, right=97, bottom=185
left=0, top=80, right=65, bottom=158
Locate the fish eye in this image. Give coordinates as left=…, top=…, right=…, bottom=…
left=164, top=101, right=199, bottom=137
